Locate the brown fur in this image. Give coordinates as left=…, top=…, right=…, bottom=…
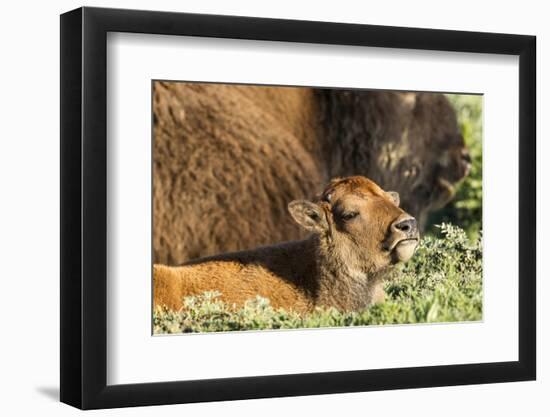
left=154, top=176, right=419, bottom=313
left=153, top=83, right=468, bottom=265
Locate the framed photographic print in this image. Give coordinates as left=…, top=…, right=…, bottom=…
left=60, top=6, right=536, bottom=410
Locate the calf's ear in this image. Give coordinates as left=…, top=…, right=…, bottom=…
left=288, top=200, right=328, bottom=233
left=386, top=191, right=400, bottom=206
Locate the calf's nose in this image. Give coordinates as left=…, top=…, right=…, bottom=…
left=392, top=217, right=418, bottom=235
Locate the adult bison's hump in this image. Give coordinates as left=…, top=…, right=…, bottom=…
left=153, top=82, right=322, bottom=265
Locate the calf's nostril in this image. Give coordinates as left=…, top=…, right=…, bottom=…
left=399, top=223, right=410, bottom=232
left=394, top=218, right=417, bottom=234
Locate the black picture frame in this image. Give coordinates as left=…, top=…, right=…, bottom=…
left=60, top=6, right=536, bottom=410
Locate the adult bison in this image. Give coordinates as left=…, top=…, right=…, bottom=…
left=153, top=82, right=470, bottom=265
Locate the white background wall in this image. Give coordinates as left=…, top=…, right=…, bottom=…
left=0, top=0, right=545, bottom=415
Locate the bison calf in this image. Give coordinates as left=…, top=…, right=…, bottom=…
left=154, top=176, right=420, bottom=313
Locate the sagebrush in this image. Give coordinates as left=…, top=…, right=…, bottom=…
left=154, top=224, right=482, bottom=334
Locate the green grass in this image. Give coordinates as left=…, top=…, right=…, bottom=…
left=154, top=224, right=482, bottom=334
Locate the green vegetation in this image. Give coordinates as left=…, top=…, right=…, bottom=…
left=427, top=94, right=483, bottom=239
left=154, top=224, right=482, bottom=334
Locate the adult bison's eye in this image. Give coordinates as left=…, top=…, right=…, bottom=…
left=341, top=211, right=359, bottom=221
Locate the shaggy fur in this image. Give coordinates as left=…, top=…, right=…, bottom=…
left=153, top=83, right=469, bottom=265
left=318, top=90, right=470, bottom=223
left=153, top=176, right=419, bottom=313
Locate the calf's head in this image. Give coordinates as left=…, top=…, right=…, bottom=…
left=288, top=176, right=419, bottom=273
